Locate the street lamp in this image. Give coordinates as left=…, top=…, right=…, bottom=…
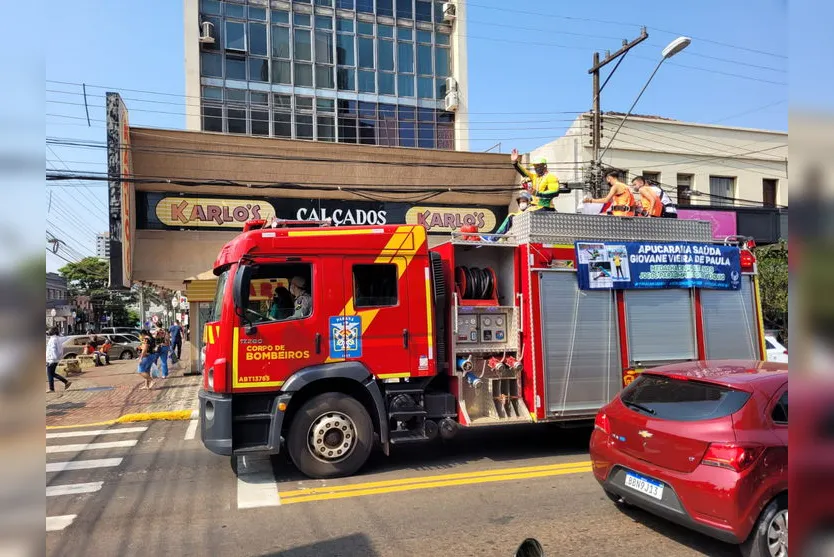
left=596, top=36, right=691, bottom=164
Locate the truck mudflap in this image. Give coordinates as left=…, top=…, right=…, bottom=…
left=199, top=389, right=233, bottom=456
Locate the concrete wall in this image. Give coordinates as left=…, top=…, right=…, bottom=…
left=531, top=114, right=789, bottom=207
left=184, top=0, right=201, bottom=131
left=451, top=0, right=469, bottom=151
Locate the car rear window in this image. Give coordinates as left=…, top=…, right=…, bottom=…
left=620, top=374, right=751, bottom=421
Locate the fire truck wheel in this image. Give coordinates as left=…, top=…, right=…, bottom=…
left=287, top=392, right=374, bottom=479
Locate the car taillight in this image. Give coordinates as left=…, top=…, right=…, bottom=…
left=701, top=443, right=764, bottom=472
left=594, top=412, right=610, bottom=435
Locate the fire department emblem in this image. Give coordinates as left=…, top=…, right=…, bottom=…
left=329, top=315, right=363, bottom=359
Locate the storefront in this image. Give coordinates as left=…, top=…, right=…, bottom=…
left=106, top=93, right=517, bottom=372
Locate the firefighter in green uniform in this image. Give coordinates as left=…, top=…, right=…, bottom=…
left=510, top=148, right=562, bottom=210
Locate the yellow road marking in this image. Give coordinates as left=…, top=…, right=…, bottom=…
left=279, top=461, right=591, bottom=504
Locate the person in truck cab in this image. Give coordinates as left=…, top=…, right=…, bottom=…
left=289, top=276, right=312, bottom=319
left=268, top=285, right=294, bottom=321
left=510, top=149, right=561, bottom=210
left=584, top=170, right=636, bottom=217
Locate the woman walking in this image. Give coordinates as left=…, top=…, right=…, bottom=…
left=153, top=327, right=170, bottom=379
left=136, top=330, right=156, bottom=390
left=46, top=327, right=72, bottom=393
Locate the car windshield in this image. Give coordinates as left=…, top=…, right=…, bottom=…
left=620, top=374, right=751, bottom=421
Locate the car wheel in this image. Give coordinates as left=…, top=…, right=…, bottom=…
left=287, top=392, right=374, bottom=479
left=119, top=350, right=134, bottom=360
left=741, top=494, right=787, bottom=557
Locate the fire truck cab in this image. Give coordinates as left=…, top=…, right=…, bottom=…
left=199, top=211, right=765, bottom=479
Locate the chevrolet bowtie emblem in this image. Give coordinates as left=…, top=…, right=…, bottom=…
left=638, top=430, right=653, bottom=439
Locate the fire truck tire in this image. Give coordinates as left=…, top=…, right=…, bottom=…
left=287, top=392, right=374, bottom=479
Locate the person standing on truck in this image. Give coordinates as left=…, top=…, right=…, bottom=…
left=510, top=149, right=561, bottom=210
left=584, top=170, right=636, bottom=217
left=632, top=176, right=678, bottom=218
left=491, top=191, right=533, bottom=239
left=289, top=277, right=312, bottom=319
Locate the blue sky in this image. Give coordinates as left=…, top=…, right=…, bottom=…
left=45, top=0, right=789, bottom=272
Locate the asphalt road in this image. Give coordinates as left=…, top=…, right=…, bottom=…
left=46, top=421, right=738, bottom=557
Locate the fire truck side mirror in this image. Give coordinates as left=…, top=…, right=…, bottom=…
left=233, top=264, right=254, bottom=316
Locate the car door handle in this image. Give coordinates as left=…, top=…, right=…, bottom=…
left=315, top=333, right=322, bottom=355
left=402, top=329, right=409, bottom=349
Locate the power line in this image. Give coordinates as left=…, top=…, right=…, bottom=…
left=708, top=100, right=787, bottom=125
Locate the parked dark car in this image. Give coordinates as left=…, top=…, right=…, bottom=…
left=589, top=360, right=787, bottom=557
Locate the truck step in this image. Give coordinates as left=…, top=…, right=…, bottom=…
left=389, top=409, right=427, bottom=420
left=233, top=444, right=271, bottom=454
left=389, top=430, right=430, bottom=444
left=233, top=413, right=272, bottom=423
left=384, top=383, right=426, bottom=395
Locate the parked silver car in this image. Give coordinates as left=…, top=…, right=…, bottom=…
left=60, top=334, right=141, bottom=360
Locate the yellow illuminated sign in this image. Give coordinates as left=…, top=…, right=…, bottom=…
left=405, top=206, right=498, bottom=233
left=156, top=197, right=276, bottom=228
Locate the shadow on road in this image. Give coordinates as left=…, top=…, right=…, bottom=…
left=615, top=503, right=739, bottom=556
left=272, top=422, right=593, bottom=482
left=257, top=533, right=379, bottom=557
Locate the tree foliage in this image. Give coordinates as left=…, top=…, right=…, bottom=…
left=755, top=242, right=788, bottom=341
left=58, top=257, right=109, bottom=295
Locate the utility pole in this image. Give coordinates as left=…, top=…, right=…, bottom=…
left=588, top=27, right=648, bottom=196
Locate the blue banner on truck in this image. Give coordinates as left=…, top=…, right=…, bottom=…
left=575, top=241, right=741, bottom=291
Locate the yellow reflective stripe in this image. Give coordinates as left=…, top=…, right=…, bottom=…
left=232, top=326, right=240, bottom=386
left=287, top=229, right=379, bottom=237
left=753, top=275, right=767, bottom=359
left=424, top=266, right=434, bottom=361
left=378, top=372, right=411, bottom=379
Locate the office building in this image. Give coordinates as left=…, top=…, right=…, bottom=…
left=96, top=232, right=110, bottom=259
left=184, top=0, right=469, bottom=150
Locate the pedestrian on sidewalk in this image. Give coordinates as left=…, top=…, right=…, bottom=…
left=136, top=330, right=156, bottom=390
left=169, top=320, right=183, bottom=361
left=46, top=327, right=71, bottom=393
left=153, top=328, right=170, bottom=379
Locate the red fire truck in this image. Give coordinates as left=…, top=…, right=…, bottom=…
left=199, top=211, right=765, bottom=478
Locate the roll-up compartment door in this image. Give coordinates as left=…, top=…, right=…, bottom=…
left=539, top=272, right=620, bottom=416
left=624, top=289, right=696, bottom=365
left=700, top=277, right=760, bottom=360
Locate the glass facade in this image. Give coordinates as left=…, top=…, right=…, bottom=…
left=198, top=0, right=455, bottom=148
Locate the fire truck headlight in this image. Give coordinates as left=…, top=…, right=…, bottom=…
left=207, top=367, right=214, bottom=390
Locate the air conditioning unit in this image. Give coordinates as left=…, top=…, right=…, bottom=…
left=445, top=77, right=458, bottom=93
left=442, top=2, right=456, bottom=22
left=199, top=21, right=216, bottom=44
left=444, top=91, right=459, bottom=112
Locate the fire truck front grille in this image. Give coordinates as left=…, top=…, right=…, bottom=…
left=512, top=211, right=713, bottom=244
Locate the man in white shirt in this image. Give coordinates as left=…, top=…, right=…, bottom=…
left=46, top=327, right=71, bottom=392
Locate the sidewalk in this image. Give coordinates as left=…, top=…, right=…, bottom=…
left=45, top=351, right=201, bottom=428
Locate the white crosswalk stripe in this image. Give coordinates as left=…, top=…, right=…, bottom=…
left=46, top=426, right=148, bottom=439
left=184, top=419, right=198, bottom=440
left=46, top=515, right=76, bottom=532
left=46, top=458, right=123, bottom=473
left=236, top=456, right=280, bottom=509
left=46, top=440, right=137, bottom=454
left=46, top=482, right=104, bottom=497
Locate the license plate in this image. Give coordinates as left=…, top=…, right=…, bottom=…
left=624, top=472, right=664, bottom=500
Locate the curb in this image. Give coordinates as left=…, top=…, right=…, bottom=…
left=46, top=409, right=198, bottom=430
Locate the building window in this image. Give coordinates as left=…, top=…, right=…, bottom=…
left=642, top=171, right=660, bottom=186
left=295, top=62, right=314, bottom=86
left=356, top=0, right=374, bottom=14
left=397, top=74, right=414, bottom=97
left=358, top=70, right=376, bottom=93
left=272, top=60, right=292, bottom=84
left=226, top=3, right=245, bottom=18
left=271, top=9, right=289, bottom=24
left=378, top=0, right=394, bottom=17
left=435, top=46, right=450, bottom=76
left=676, top=173, right=693, bottom=207
left=249, top=57, right=269, bottom=82
left=251, top=92, right=269, bottom=136
left=225, top=21, right=247, bottom=51
left=317, top=98, right=336, bottom=142
left=200, top=0, right=221, bottom=15
left=358, top=102, right=377, bottom=144
left=336, top=0, right=354, bottom=9
left=379, top=72, right=396, bottom=95
left=398, top=105, right=415, bottom=147
left=273, top=94, right=292, bottom=138
left=249, top=22, right=268, bottom=55
left=202, top=87, right=223, bottom=132
left=271, top=25, right=290, bottom=58
left=226, top=55, right=247, bottom=80
left=353, top=264, right=399, bottom=308
left=294, top=29, right=312, bottom=61
left=337, top=67, right=356, bottom=90
left=763, top=179, right=778, bottom=207
left=396, top=0, right=413, bottom=19
left=358, top=37, right=374, bottom=68
left=201, top=52, right=223, bottom=78
left=249, top=6, right=267, bottom=20
left=709, top=176, right=736, bottom=207
left=415, top=0, right=432, bottom=22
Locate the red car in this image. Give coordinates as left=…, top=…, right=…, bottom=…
left=589, top=360, right=788, bottom=557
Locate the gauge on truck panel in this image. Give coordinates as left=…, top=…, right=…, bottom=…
left=457, top=313, right=479, bottom=344
left=479, top=313, right=507, bottom=343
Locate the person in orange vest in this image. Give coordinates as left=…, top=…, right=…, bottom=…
left=584, top=170, right=636, bottom=217
left=632, top=176, right=678, bottom=218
